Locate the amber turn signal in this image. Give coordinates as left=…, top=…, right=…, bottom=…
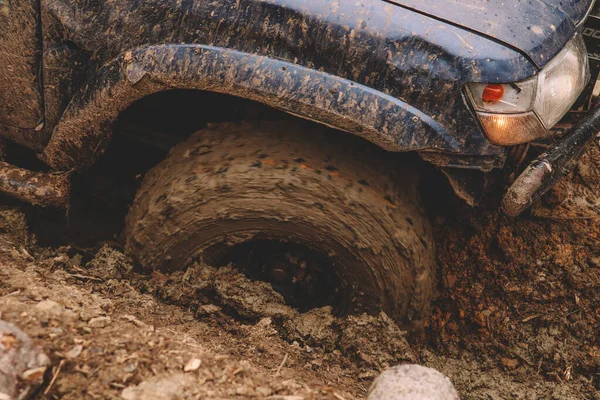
left=476, top=112, right=547, bottom=145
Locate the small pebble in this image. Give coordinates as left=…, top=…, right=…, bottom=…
left=196, top=304, right=221, bottom=317
left=255, top=387, right=272, bottom=397
left=20, top=367, right=47, bottom=381
left=500, top=357, right=519, bottom=369
left=183, top=358, right=202, bottom=372
left=88, top=316, right=111, bottom=328
left=66, top=344, right=83, bottom=359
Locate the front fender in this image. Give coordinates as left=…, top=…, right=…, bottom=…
left=41, top=44, right=464, bottom=171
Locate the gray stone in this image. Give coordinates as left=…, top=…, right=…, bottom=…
left=368, top=364, right=459, bottom=400
left=0, top=321, right=50, bottom=400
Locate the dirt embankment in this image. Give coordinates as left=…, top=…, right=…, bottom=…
left=421, top=145, right=600, bottom=399
left=1, top=145, right=600, bottom=399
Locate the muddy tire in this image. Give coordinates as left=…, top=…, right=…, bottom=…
left=124, top=121, right=435, bottom=329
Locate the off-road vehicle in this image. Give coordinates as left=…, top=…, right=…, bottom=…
left=1, top=0, right=600, bottom=329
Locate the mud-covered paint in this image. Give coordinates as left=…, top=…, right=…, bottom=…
left=42, top=43, right=87, bottom=134
left=385, top=0, right=593, bottom=67
left=31, top=0, right=550, bottom=170
left=41, top=44, right=480, bottom=171
left=0, top=0, right=44, bottom=132
left=0, top=0, right=587, bottom=172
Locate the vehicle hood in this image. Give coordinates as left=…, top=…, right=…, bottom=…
left=385, top=0, right=594, bottom=68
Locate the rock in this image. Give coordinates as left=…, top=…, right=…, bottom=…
left=0, top=320, right=50, bottom=400
left=20, top=367, right=47, bottom=381
left=368, top=364, right=459, bottom=400
left=196, top=304, right=221, bottom=317
left=255, top=386, right=272, bottom=397
left=235, top=386, right=255, bottom=396
left=88, top=316, right=112, bottom=328
left=183, top=358, right=201, bottom=372
left=500, top=357, right=519, bottom=369
left=65, top=344, right=83, bottom=359
left=121, top=373, right=197, bottom=400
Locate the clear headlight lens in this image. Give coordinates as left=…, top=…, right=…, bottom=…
left=534, top=35, right=589, bottom=128
left=466, top=34, right=590, bottom=146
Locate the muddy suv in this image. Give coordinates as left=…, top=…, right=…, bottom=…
left=1, top=0, right=599, bottom=330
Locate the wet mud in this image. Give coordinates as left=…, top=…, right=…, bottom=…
left=0, top=142, right=599, bottom=399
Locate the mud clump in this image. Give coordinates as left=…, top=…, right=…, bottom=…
left=0, top=206, right=30, bottom=254
left=85, top=244, right=133, bottom=280
left=337, top=313, right=417, bottom=371
left=282, top=309, right=417, bottom=372
left=145, top=262, right=298, bottom=321
left=136, top=259, right=416, bottom=373
left=282, top=307, right=338, bottom=350
left=210, top=264, right=298, bottom=321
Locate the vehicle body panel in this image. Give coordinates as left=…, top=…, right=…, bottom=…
left=39, top=44, right=469, bottom=170
left=0, top=0, right=594, bottom=212
left=0, top=0, right=44, bottom=129
left=385, top=0, right=594, bottom=67
left=28, top=0, right=547, bottom=170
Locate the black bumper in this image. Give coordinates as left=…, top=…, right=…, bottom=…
left=502, top=103, right=600, bottom=217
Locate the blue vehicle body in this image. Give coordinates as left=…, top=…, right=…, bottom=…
left=0, top=0, right=597, bottom=208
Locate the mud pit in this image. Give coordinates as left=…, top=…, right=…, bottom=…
left=1, top=144, right=600, bottom=399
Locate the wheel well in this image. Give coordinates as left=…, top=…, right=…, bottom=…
left=111, top=88, right=457, bottom=208
left=29, top=89, right=455, bottom=250
left=114, top=88, right=456, bottom=221
left=112, top=89, right=291, bottom=150
left=109, top=89, right=441, bottom=185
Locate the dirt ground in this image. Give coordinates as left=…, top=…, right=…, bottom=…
left=1, top=143, right=600, bottom=399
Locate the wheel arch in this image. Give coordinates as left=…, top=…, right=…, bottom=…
left=39, top=44, right=462, bottom=172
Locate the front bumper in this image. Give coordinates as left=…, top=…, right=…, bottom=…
left=502, top=102, right=600, bottom=216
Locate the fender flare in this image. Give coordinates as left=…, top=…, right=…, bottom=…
left=40, top=44, right=462, bottom=171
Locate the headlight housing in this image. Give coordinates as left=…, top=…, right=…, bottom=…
left=466, top=34, right=590, bottom=146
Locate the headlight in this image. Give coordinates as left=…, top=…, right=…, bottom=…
left=466, top=34, right=590, bottom=146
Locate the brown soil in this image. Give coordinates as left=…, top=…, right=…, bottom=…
left=1, top=144, right=600, bottom=399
